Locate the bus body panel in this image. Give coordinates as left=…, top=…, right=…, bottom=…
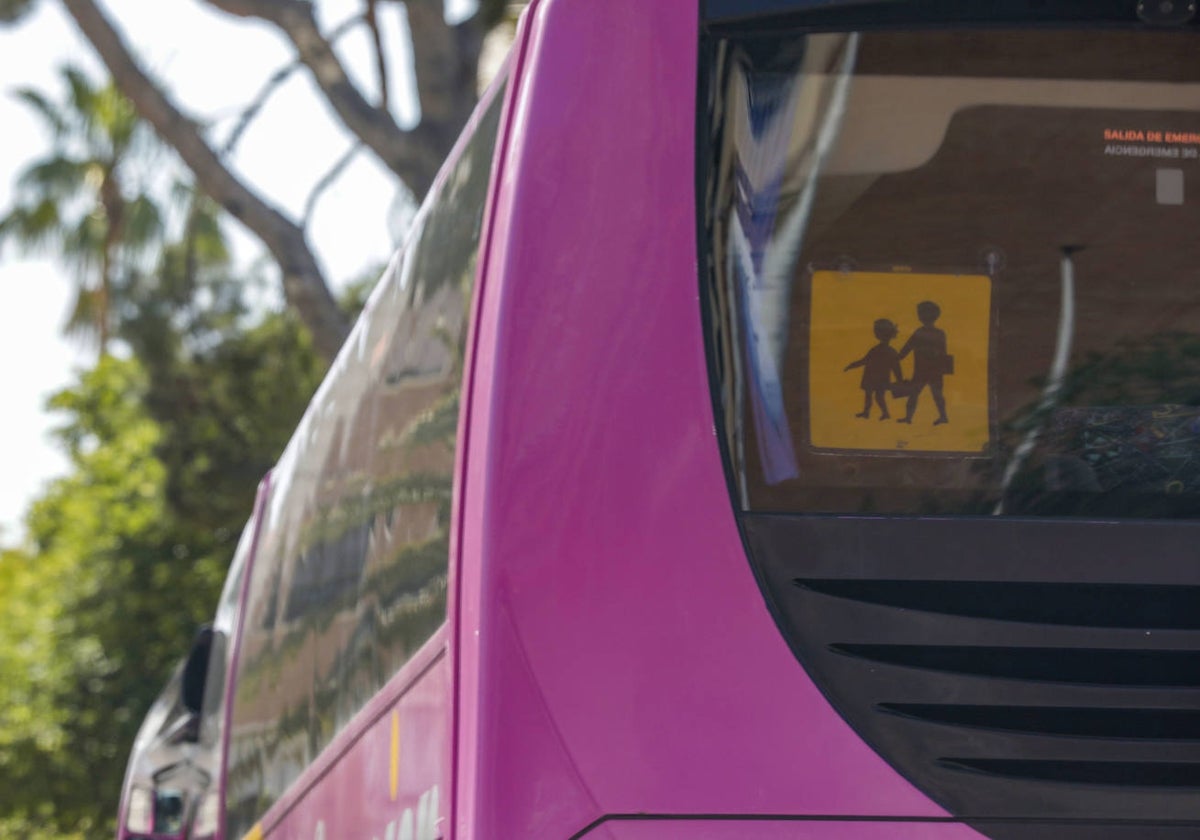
left=207, top=476, right=272, bottom=840
left=178, top=2, right=1200, bottom=838
left=221, top=47, right=513, bottom=840
left=249, top=637, right=449, bottom=839
left=447, top=13, right=533, bottom=840
left=583, top=821, right=989, bottom=839
left=458, top=0, right=953, bottom=835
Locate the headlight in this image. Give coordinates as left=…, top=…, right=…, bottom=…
left=154, top=789, right=185, bottom=834
left=125, top=785, right=154, bottom=834
left=192, top=790, right=220, bottom=838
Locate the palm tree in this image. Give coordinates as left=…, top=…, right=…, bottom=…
left=0, top=0, right=34, bottom=24
left=0, top=65, right=163, bottom=354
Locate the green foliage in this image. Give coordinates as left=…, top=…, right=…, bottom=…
left=0, top=240, right=324, bottom=834
left=0, top=0, right=36, bottom=25
left=0, top=358, right=166, bottom=833
left=0, top=549, right=71, bottom=827
left=0, top=58, right=331, bottom=840
left=0, top=64, right=163, bottom=351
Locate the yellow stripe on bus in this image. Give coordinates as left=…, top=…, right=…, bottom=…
left=390, top=709, right=401, bottom=801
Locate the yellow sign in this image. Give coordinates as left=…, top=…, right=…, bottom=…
left=809, top=270, right=991, bottom=454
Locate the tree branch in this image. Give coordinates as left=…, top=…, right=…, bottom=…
left=203, top=0, right=445, bottom=197
left=406, top=0, right=484, bottom=142
left=220, top=59, right=296, bottom=156
left=303, top=143, right=361, bottom=230
left=220, top=12, right=366, bottom=156
left=61, top=0, right=351, bottom=362
left=364, top=0, right=389, bottom=110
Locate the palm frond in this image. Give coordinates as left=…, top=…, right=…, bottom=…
left=15, top=156, right=92, bottom=202
left=121, top=195, right=164, bottom=251
left=62, top=287, right=103, bottom=348
left=0, top=200, right=66, bottom=254
left=62, top=214, right=106, bottom=264
left=0, top=0, right=36, bottom=24
left=11, top=88, right=69, bottom=138
left=61, top=65, right=102, bottom=147
left=185, top=200, right=230, bottom=267
left=96, top=82, right=138, bottom=155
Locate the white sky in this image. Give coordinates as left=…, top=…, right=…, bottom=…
left=0, top=0, right=448, bottom=540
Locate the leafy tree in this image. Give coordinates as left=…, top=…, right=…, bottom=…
left=0, top=64, right=162, bottom=353
left=0, top=546, right=79, bottom=838
left=0, top=0, right=33, bottom=23
left=18, top=0, right=520, bottom=362
left=0, top=200, right=325, bottom=831
left=0, top=323, right=322, bottom=834
left=0, top=357, right=168, bottom=833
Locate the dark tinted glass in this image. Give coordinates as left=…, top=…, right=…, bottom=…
left=224, top=84, right=505, bottom=836
left=704, top=29, right=1200, bottom=518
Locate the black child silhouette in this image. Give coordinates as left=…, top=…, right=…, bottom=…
left=844, top=318, right=902, bottom=420
left=897, top=300, right=950, bottom=425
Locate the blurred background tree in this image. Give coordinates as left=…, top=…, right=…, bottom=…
left=0, top=65, right=162, bottom=353
left=0, top=0, right=522, bottom=834
left=4, top=0, right=518, bottom=360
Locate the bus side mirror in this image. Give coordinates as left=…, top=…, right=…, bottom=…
left=180, top=625, right=214, bottom=719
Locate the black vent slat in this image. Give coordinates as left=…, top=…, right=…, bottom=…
left=745, top=514, right=1200, bottom=825
left=880, top=704, right=1200, bottom=740
left=831, top=645, right=1200, bottom=687
left=795, top=579, right=1200, bottom=629
left=938, top=759, right=1200, bottom=788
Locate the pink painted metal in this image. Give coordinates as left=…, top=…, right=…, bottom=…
left=207, top=474, right=272, bottom=840
left=455, top=0, right=967, bottom=836
left=229, top=41, right=519, bottom=840
left=589, top=821, right=988, bottom=839
left=255, top=637, right=450, bottom=840
left=217, top=1, right=986, bottom=837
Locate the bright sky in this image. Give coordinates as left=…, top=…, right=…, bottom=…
left=0, top=0, right=448, bottom=540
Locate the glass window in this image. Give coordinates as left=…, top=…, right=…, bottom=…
left=224, top=82, right=506, bottom=837
left=703, top=27, right=1200, bottom=518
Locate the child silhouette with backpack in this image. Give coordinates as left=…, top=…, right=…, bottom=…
left=897, top=300, right=951, bottom=425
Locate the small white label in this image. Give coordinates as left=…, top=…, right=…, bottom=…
left=1157, top=168, right=1185, bottom=205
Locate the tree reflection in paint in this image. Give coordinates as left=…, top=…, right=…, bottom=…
left=223, top=90, right=505, bottom=838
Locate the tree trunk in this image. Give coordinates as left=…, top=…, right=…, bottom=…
left=97, top=172, right=123, bottom=356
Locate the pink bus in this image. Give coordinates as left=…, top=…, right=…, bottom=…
left=115, top=641, right=210, bottom=840
left=117, top=480, right=267, bottom=840
left=201, top=1, right=1200, bottom=837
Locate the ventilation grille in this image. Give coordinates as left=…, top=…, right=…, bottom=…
left=744, top=515, right=1200, bottom=832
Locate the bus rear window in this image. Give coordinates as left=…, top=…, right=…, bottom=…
left=703, top=27, right=1200, bottom=518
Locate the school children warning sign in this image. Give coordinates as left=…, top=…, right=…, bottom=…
left=808, top=269, right=991, bottom=454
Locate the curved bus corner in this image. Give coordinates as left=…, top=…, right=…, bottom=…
left=115, top=658, right=205, bottom=840
left=115, top=472, right=271, bottom=840
left=447, top=2, right=539, bottom=839
left=212, top=43, right=516, bottom=840
left=206, top=472, right=272, bottom=840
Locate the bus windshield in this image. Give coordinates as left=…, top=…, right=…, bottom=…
left=705, top=27, right=1200, bottom=518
